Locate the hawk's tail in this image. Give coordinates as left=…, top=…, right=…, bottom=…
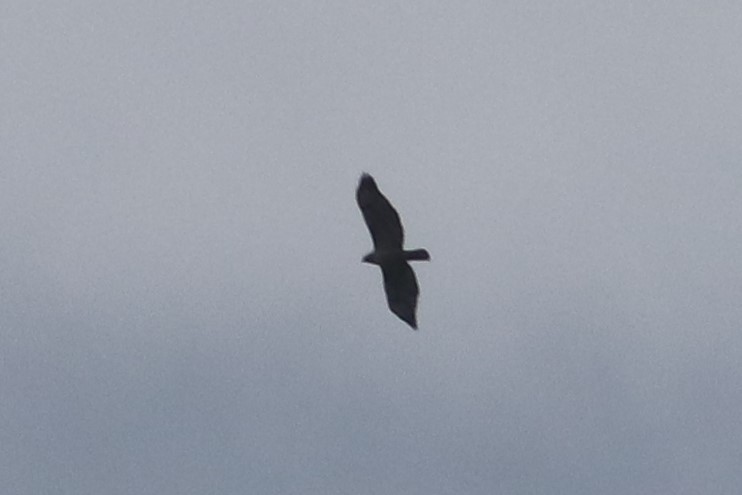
left=403, top=249, right=430, bottom=261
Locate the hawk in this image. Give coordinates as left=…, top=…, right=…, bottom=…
left=356, top=173, right=430, bottom=329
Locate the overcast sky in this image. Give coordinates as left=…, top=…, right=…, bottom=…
left=3, top=2, right=742, bottom=494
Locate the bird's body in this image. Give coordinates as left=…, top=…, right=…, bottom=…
left=356, top=173, right=429, bottom=329
left=361, top=249, right=430, bottom=266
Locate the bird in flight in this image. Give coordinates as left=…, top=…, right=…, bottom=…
left=356, top=173, right=430, bottom=329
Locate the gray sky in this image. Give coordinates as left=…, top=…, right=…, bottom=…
left=3, top=1, right=742, bottom=493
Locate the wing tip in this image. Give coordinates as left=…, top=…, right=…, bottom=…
left=400, top=313, right=418, bottom=330
left=359, top=173, right=376, bottom=187
left=388, top=303, right=419, bottom=330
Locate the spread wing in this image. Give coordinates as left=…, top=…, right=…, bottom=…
left=356, top=174, right=404, bottom=250
left=381, top=261, right=420, bottom=329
